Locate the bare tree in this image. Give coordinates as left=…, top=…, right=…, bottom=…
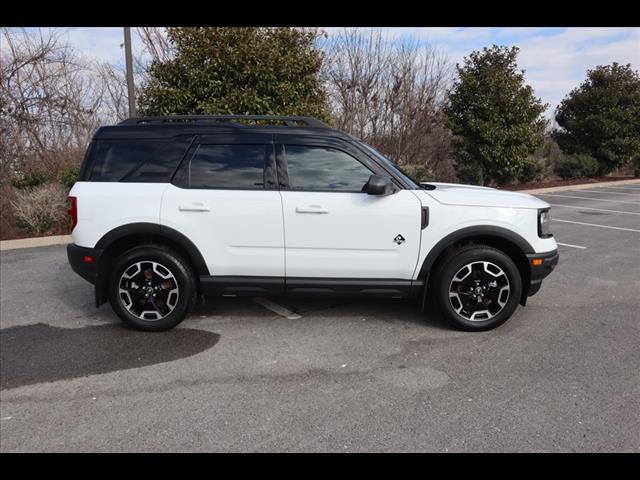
left=135, top=27, right=173, bottom=64
left=94, top=61, right=130, bottom=122
left=0, top=28, right=138, bottom=182
left=0, top=28, right=113, bottom=179
left=323, top=28, right=455, bottom=181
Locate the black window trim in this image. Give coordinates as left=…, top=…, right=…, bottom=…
left=275, top=140, right=387, bottom=194
left=171, top=136, right=277, bottom=191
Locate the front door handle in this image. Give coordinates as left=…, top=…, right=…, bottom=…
left=179, top=202, right=210, bottom=212
left=295, top=205, right=329, bottom=214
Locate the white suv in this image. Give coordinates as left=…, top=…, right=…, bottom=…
left=67, top=115, right=558, bottom=331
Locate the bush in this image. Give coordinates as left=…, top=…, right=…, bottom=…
left=517, top=159, right=545, bottom=183
left=59, top=165, right=80, bottom=189
left=553, top=154, right=599, bottom=179
left=401, top=164, right=434, bottom=183
left=455, top=161, right=484, bottom=185
left=632, top=154, right=640, bottom=178
left=0, top=185, right=20, bottom=240
left=10, top=182, right=69, bottom=236
left=11, top=170, right=49, bottom=190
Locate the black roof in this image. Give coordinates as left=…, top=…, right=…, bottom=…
left=94, top=115, right=355, bottom=141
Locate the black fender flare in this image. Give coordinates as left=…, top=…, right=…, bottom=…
left=417, top=225, right=535, bottom=279
left=95, top=222, right=210, bottom=276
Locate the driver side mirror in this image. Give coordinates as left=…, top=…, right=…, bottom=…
left=364, top=174, right=396, bottom=196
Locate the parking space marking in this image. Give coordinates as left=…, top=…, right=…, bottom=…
left=546, top=204, right=640, bottom=216
left=568, top=188, right=640, bottom=197
left=565, top=190, right=640, bottom=197
left=556, top=242, right=587, bottom=249
left=591, top=185, right=640, bottom=191
left=537, top=193, right=640, bottom=205
left=553, top=218, right=640, bottom=233
left=251, top=298, right=302, bottom=320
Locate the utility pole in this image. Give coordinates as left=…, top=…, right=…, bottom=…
left=123, top=27, right=137, bottom=118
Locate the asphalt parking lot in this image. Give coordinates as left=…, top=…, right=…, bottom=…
left=1, top=183, right=639, bottom=452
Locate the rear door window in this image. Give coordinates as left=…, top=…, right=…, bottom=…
left=173, top=144, right=267, bottom=190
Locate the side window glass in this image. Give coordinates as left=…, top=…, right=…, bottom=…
left=88, top=138, right=192, bottom=182
left=284, top=145, right=373, bottom=192
left=174, top=144, right=266, bottom=189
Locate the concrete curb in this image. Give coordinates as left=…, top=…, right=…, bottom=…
left=1, top=179, right=638, bottom=251
left=517, top=178, right=640, bottom=194
left=1, top=234, right=72, bottom=251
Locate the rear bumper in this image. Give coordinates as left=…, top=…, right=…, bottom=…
left=526, top=248, right=559, bottom=297
left=67, top=243, right=103, bottom=285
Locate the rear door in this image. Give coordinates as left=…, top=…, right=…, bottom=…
left=161, top=133, right=285, bottom=289
left=275, top=135, right=422, bottom=281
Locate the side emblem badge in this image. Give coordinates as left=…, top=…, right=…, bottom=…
left=394, top=234, right=405, bottom=245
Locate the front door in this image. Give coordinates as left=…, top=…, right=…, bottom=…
left=275, top=137, right=422, bottom=281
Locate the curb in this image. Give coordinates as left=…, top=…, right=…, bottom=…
left=0, top=234, right=72, bottom=251
left=1, top=179, right=638, bottom=251
left=517, top=178, right=640, bottom=194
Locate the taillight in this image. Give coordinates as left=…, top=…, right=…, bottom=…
left=68, top=196, right=77, bottom=230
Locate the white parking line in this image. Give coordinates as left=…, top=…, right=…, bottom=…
left=566, top=190, right=640, bottom=197
left=537, top=193, right=640, bottom=205
left=556, top=242, right=587, bottom=249
left=591, top=185, right=640, bottom=191
left=553, top=218, right=640, bottom=233
left=547, top=204, right=640, bottom=216
left=252, top=297, right=302, bottom=319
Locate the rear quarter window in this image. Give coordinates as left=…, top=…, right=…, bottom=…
left=86, top=136, right=193, bottom=182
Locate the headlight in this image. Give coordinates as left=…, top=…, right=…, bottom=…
left=538, top=208, right=552, bottom=238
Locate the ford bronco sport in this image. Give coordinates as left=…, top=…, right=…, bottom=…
left=67, top=115, right=558, bottom=332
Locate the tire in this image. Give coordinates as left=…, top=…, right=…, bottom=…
left=107, top=245, right=197, bottom=331
left=431, top=244, right=522, bottom=331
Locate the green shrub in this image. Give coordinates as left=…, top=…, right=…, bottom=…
left=518, top=159, right=545, bottom=183
left=11, top=170, right=49, bottom=190
left=632, top=154, right=640, bottom=178
left=59, top=165, right=80, bottom=189
left=455, top=161, right=484, bottom=185
left=553, top=154, right=599, bottom=179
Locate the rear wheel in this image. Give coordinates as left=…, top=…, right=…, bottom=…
left=432, top=245, right=522, bottom=331
left=108, top=245, right=197, bottom=331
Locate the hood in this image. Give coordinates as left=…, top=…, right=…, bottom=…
left=421, top=182, right=549, bottom=209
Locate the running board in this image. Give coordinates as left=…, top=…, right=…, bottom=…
left=199, top=276, right=424, bottom=298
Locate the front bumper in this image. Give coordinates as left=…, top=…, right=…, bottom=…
left=67, top=243, right=103, bottom=285
left=526, top=248, right=559, bottom=297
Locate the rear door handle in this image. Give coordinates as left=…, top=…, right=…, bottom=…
left=295, top=205, right=329, bottom=214
left=179, top=202, right=210, bottom=212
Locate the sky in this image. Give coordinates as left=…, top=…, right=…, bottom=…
left=46, top=27, right=640, bottom=119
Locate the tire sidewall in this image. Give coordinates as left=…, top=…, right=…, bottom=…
left=435, top=247, right=522, bottom=331
left=108, top=246, right=196, bottom=331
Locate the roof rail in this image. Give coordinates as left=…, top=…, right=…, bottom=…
left=118, top=115, right=330, bottom=128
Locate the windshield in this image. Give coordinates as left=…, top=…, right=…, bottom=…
left=357, top=142, right=420, bottom=189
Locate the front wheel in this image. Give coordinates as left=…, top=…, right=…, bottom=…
left=108, top=245, right=197, bottom=331
left=432, top=245, right=522, bottom=331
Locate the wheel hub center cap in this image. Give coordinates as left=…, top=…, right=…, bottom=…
left=146, top=286, right=154, bottom=295
left=474, top=286, right=483, bottom=295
